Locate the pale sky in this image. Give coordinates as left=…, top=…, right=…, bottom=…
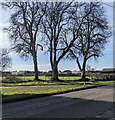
left=0, top=1, right=114, bottom=71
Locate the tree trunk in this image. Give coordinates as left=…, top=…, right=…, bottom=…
left=51, top=39, right=59, bottom=81
left=51, top=63, right=59, bottom=81
left=33, top=52, right=39, bottom=81
left=76, top=57, right=82, bottom=71
left=81, top=68, right=86, bottom=80
left=81, top=58, right=86, bottom=81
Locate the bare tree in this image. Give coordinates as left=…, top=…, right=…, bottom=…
left=0, top=49, right=12, bottom=79
left=3, top=2, right=46, bottom=80
left=40, top=2, right=70, bottom=81
left=67, top=2, right=111, bottom=80
left=40, top=2, right=75, bottom=81
left=41, top=2, right=96, bottom=81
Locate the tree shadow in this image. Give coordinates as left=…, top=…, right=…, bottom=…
left=2, top=89, right=115, bottom=120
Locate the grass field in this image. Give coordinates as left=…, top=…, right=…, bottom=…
left=1, top=75, right=115, bottom=86
left=1, top=75, right=83, bottom=86
left=17, top=75, right=82, bottom=81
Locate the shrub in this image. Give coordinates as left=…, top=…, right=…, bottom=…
left=2, top=76, right=22, bottom=83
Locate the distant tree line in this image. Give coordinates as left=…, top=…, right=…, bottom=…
left=2, top=1, right=111, bottom=81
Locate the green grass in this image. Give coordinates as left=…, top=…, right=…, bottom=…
left=2, top=81, right=85, bottom=87
left=2, top=85, right=82, bottom=95
left=1, top=75, right=115, bottom=87
left=59, top=76, right=81, bottom=80
left=95, top=80, right=115, bottom=84
left=2, top=81, right=57, bottom=86
left=2, top=85, right=95, bottom=103
left=2, top=75, right=115, bottom=103
left=17, top=75, right=81, bottom=81
left=1, top=75, right=82, bottom=86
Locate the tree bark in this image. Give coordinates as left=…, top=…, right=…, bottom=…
left=32, top=51, right=39, bottom=81
left=81, top=68, right=86, bottom=80
left=51, top=63, right=59, bottom=81
left=76, top=57, right=82, bottom=71
left=81, top=57, right=86, bottom=80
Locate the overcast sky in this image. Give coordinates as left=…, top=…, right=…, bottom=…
left=0, top=1, right=114, bottom=71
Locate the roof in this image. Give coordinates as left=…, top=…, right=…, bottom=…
left=101, top=68, right=115, bottom=73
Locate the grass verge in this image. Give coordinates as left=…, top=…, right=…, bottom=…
left=2, top=85, right=98, bottom=103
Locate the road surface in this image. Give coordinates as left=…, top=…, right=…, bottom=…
left=2, top=85, right=115, bottom=119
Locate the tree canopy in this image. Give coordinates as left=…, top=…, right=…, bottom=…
left=3, top=2, right=47, bottom=80
left=2, top=1, right=112, bottom=81
left=66, top=2, right=111, bottom=80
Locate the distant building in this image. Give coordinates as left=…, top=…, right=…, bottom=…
left=101, top=68, right=115, bottom=73
left=98, top=68, right=115, bottom=80
left=11, top=71, right=34, bottom=76
left=18, top=71, right=25, bottom=76
left=45, top=70, right=52, bottom=76
left=62, top=70, right=72, bottom=75
left=11, top=71, right=18, bottom=76
left=72, top=70, right=78, bottom=74
left=72, top=70, right=81, bottom=75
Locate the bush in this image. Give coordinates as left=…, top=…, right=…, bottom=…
left=92, top=74, right=113, bottom=81
left=2, top=76, right=23, bottom=83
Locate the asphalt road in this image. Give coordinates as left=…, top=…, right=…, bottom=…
left=2, top=85, right=115, bottom=119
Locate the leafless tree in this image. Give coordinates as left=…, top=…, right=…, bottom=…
left=41, top=2, right=94, bottom=81
left=40, top=2, right=71, bottom=81
left=2, top=2, right=46, bottom=80
left=0, top=49, right=12, bottom=79
left=66, top=2, right=111, bottom=80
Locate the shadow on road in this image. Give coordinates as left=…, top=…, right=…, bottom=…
left=2, top=91, right=115, bottom=119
